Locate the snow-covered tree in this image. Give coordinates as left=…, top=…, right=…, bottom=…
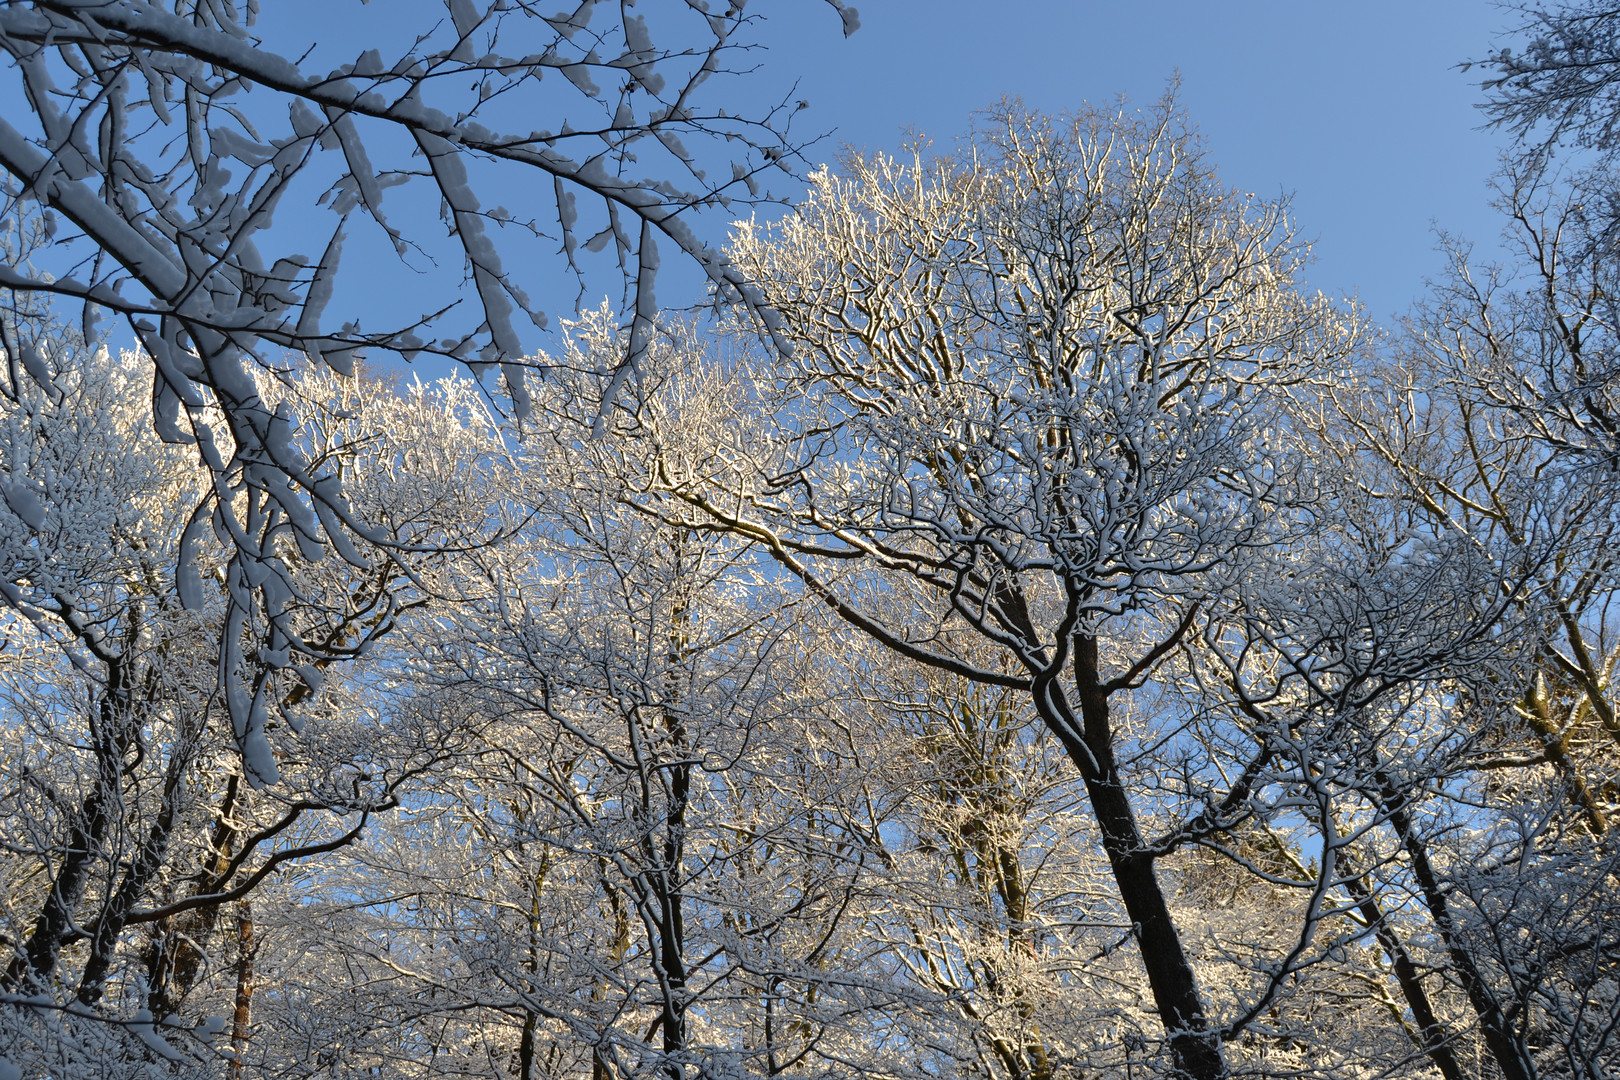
left=0, top=332, right=507, bottom=1077
left=1481, top=2, right=1620, bottom=165
left=621, top=101, right=1366, bottom=1080
left=247, top=314, right=925, bottom=1080
left=1305, top=159, right=1620, bottom=1080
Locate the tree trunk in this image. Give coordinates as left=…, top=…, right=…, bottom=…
left=78, top=754, right=190, bottom=1007
left=1520, top=683, right=1607, bottom=837
left=517, top=1008, right=539, bottom=1080
left=593, top=865, right=631, bottom=1080
left=1341, top=862, right=1466, bottom=1080
left=145, top=773, right=246, bottom=1020
left=4, top=775, right=115, bottom=990
left=1032, top=636, right=1226, bottom=1080
left=1374, top=775, right=1535, bottom=1080
left=228, top=902, right=255, bottom=1080
left=646, top=756, right=690, bottom=1077
left=4, top=670, right=131, bottom=991
left=652, top=562, right=692, bottom=1076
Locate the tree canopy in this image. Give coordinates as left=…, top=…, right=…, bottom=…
left=2, top=5, right=1619, bottom=1080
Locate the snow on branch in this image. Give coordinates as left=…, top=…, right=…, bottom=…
left=0, top=0, right=853, bottom=768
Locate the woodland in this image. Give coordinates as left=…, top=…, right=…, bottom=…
left=0, top=2, right=1617, bottom=1079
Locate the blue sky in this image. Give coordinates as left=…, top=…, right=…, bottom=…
left=253, top=0, right=1516, bottom=367
left=4, top=1, right=1517, bottom=368
left=749, top=0, right=1510, bottom=324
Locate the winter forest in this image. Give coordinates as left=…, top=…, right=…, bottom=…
left=0, top=2, right=1617, bottom=1078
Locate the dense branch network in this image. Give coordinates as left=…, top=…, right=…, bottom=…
left=0, top=0, right=855, bottom=772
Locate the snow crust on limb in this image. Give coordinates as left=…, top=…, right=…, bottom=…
left=0, top=0, right=854, bottom=762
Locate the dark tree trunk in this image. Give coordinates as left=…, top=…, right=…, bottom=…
left=648, top=755, right=690, bottom=1076
left=1028, top=636, right=1226, bottom=1080
left=1374, top=775, right=1535, bottom=1080
left=4, top=664, right=131, bottom=991
left=145, top=773, right=245, bottom=1020
left=517, top=1009, right=539, bottom=1080
left=592, top=867, right=631, bottom=1080
left=4, top=777, right=115, bottom=990
left=652, top=560, right=692, bottom=1077
left=78, top=752, right=190, bottom=1007
left=1342, top=863, right=1466, bottom=1080
left=228, top=903, right=255, bottom=1080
